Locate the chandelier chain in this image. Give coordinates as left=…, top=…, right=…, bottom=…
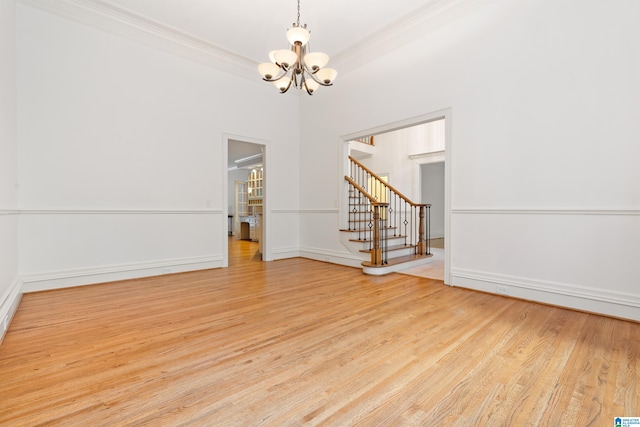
left=296, top=0, right=301, bottom=26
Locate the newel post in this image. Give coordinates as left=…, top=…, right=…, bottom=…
left=371, top=204, right=383, bottom=265
left=418, top=205, right=426, bottom=255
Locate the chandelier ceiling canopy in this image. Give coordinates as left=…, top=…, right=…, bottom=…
left=257, top=0, right=337, bottom=95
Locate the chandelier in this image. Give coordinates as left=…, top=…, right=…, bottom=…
left=257, top=0, right=337, bottom=95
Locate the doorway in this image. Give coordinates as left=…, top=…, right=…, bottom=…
left=421, top=161, right=445, bottom=246
left=341, top=109, right=451, bottom=284
left=224, top=136, right=267, bottom=266
left=414, top=161, right=445, bottom=280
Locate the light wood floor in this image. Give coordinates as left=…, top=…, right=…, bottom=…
left=1, top=238, right=639, bottom=426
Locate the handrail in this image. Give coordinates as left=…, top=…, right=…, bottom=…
left=344, top=176, right=388, bottom=207
left=354, top=136, right=374, bottom=145
left=349, top=156, right=429, bottom=208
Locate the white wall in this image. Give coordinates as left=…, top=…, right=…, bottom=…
left=0, top=0, right=21, bottom=341
left=300, top=0, right=640, bottom=320
left=16, top=3, right=301, bottom=291
left=421, top=162, right=445, bottom=239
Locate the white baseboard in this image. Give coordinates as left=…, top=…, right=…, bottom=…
left=0, top=277, right=23, bottom=344
left=270, top=246, right=301, bottom=260
left=21, top=255, right=223, bottom=293
left=451, top=268, right=640, bottom=321
left=270, top=245, right=364, bottom=269
left=265, top=247, right=364, bottom=270
left=298, top=247, right=364, bottom=269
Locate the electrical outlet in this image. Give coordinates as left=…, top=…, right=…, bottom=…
left=496, top=285, right=509, bottom=295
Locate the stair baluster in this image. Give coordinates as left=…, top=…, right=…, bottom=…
left=345, top=156, right=431, bottom=268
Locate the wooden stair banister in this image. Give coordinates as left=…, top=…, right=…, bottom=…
left=349, top=155, right=424, bottom=209
left=353, top=136, right=375, bottom=145
left=344, top=155, right=433, bottom=274
left=344, top=176, right=383, bottom=205
left=346, top=156, right=431, bottom=263
left=345, top=176, right=389, bottom=265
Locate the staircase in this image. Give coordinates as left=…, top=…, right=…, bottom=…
left=342, top=156, right=433, bottom=275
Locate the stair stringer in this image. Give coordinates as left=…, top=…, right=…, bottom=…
left=339, top=230, right=369, bottom=261
left=362, top=255, right=435, bottom=276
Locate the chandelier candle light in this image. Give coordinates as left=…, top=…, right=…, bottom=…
left=258, top=0, right=337, bottom=95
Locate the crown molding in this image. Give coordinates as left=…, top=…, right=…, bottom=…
left=18, top=0, right=259, bottom=81
left=330, top=0, right=471, bottom=73
left=19, top=0, right=475, bottom=80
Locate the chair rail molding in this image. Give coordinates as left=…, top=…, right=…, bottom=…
left=296, top=209, right=340, bottom=214
left=18, top=208, right=223, bottom=215
left=451, top=208, right=640, bottom=216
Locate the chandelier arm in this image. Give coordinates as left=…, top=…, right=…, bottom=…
left=302, top=78, right=315, bottom=95
left=293, top=70, right=301, bottom=90
left=303, top=65, right=333, bottom=86
left=262, top=68, right=290, bottom=82
left=279, top=74, right=294, bottom=94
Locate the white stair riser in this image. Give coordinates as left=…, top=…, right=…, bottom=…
left=341, top=231, right=416, bottom=260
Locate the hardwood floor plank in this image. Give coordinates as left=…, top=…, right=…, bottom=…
left=1, top=238, right=639, bottom=425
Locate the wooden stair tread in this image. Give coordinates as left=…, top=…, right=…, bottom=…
left=349, top=235, right=407, bottom=243
left=339, top=227, right=397, bottom=232
left=362, top=253, right=433, bottom=268
left=359, top=244, right=416, bottom=254
left=345, top=219, right=389, bottom=224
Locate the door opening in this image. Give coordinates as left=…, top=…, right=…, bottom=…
left=341, top=109, right=451, bottom=284
left=226, top=138, right=266, bottom=266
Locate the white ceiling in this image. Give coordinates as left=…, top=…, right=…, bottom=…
left=228, top=140, right=263, bottom=170
left=103, top=0, right=437, bottom=64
